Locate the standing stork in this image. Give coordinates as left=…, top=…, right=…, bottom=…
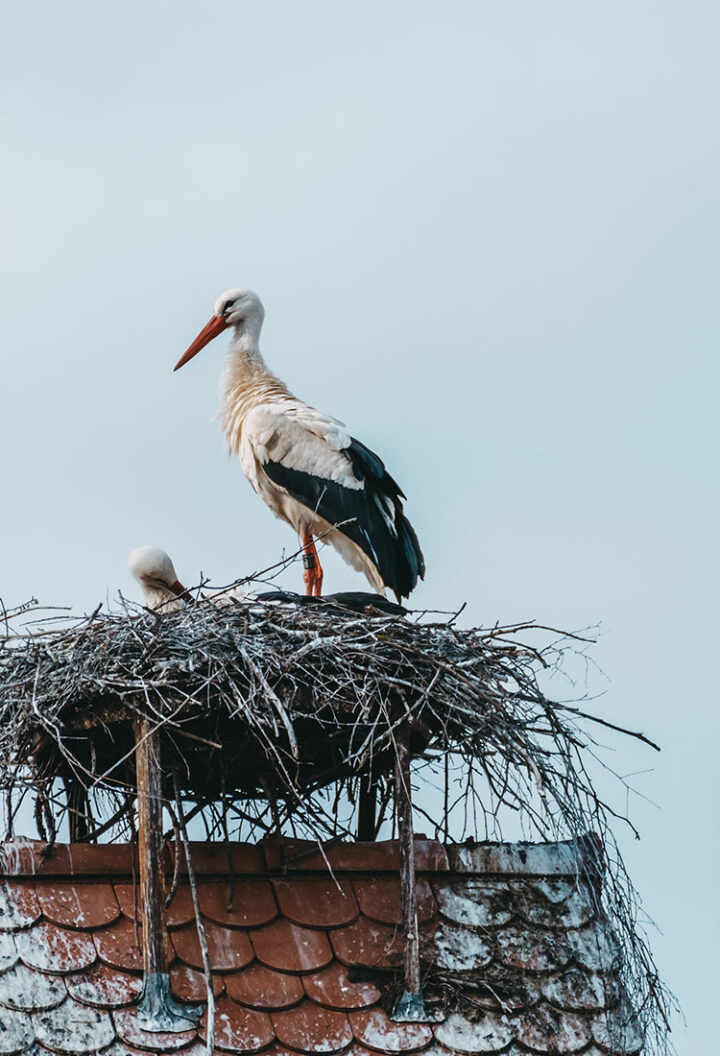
left=173, top=290, right=425, bottom=600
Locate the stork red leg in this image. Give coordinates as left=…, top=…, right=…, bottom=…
left=301, top=529, right=324, bottom=597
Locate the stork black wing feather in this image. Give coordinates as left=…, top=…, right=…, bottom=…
left=263, top=437, right=424, bottom=600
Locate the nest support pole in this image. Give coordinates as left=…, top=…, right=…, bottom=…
left=357, top=770, right=377, bottom=842
left=391, top=723, right=428, bottom=1022
left=134, top=718, right=202, bottom=1032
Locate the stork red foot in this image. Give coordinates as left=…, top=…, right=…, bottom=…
left=302, top=530, right=324, bottom=597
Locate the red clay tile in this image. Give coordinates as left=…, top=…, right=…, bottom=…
left=165, top=886, right=196, bottom=928
left=330, top=917, right=404, bottom=970
left=273, top=878, right=358, bottom=928
left=93, top=916, right=143, bottom=972
left=251, top=918, right=333, bottom=973
left=14, top=920, right=96, bottom=973
left=352, top=878, right=436, bottom=927
left=225, top=963, right=304, bottom=1010
left=170, top=963, right=225, bottom=1003
left=263, top=839, right=448, bottom=874
left=200, top=879, right=278, bottom=927
left=303, top=963, right=380, bottom=1011
left=349, top=1008, right=433, bottom=1053
left=115, top=882, right=196, bottom=927
left=171, top=919, right=253, bottom=972
left=36, top=882, right=120, bottom=929
left=181, top=842, right=266, bottom=876
left=210, top=996, right=275, bottom=1052
left=66, top=961, right=142, bottom=1008
left=273, top=1002, right=353, bottom=1054
left=114, top=1007, right=197, bottom=1051
left=0, top=880, right=40, bottom=930
left=0, top=841, right=133, bottom=878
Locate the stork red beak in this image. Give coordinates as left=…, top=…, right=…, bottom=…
left=169, top=579, right=187, bottom=597
left=173, top=315, right=228, bottom=371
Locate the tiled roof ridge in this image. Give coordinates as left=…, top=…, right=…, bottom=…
left=0, top=834, right=602, bottom=880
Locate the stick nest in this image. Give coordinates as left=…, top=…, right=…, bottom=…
left=0, top=593, right=676, bottom=1052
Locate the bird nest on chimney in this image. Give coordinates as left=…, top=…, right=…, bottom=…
left=0, top=591, right=674, bottom=1050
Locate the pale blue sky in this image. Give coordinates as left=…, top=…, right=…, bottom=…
left=1, top=3, right=718, bottom=1050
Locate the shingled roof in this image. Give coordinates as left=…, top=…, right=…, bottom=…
left=0, top=836, right=643, bottom=1056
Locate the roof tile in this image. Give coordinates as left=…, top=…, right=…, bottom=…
left=225, top=963, right=304, bottom=1010
left=36, top=883, right=119, bottom=931
left=251, top=919, right=332, bottom=974
left=0, top=883, right=40, bottom=932
left=349, top=1008, right=433, bottom=1053
left=495, top=926, right=571, bottom=973
left=171, top=920, right=253, bottom=973
left=0, top=965, right=66, bottom=1012
left=542, top=968, right=608, bottom=1012
left=510, top=881, right=595, bottom=930
left=566, top=925, right=617, bottom=973
left=433, top=1011, right=515, bottom=1054
left=0, top=933, right=18, bottom=973
left=113, top=1006, right=196, bottom=1052
left=302, top=963, right=380, bottom=1011
left=515, top=1005, right=591, bottom=1053
left=0, top=1005, right=34, bottom=1055
left=33, top=998, right=116, bottom=1054
left=590, top=1007, right=644, bottom=1055
left=169, top=964, right=224, bottom=1004
left=273, top=1002, right=353, bottom=1054
left=431, top=881, right=513, bottom=929
left=179, top=843, right=266, bottom=876
left=273, top=879, right=357, bottom=929
left=66, top=962, right=143, bottom=1009
left=15, top=922, right=96, bottom=975
left=200, top=880, right=278, bottom=928
left=164, top=887, right=196, bottom=929
left=330, top=918, right=403, bottom=971
left=210, top=997, right=275, bottom=1053
left=352, top=879, right=435, bottom=927
left=264, top=839, right=448, bottom=874
left=92, top=917, right=142, bottom=973
left=425, top=921, right=493, bottom=972
left=115, top=883, right=197, bottom=928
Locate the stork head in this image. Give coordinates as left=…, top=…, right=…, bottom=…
left=128, top=546, right=187, bottom=612
left=174, top=289, right=265, bottom=371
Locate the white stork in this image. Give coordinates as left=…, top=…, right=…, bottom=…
left=128, top=547, right=187, bottom=612
left=128, top=547, right=255, bottom=609
left=173, top=290, right=425, bottom=600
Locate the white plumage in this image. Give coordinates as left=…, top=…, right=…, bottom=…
left=128, top=546, right=186, bottom=612
left=174, top=289, right=424, bottom=600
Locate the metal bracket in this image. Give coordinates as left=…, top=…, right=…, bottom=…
left=391, top=988, right=430, bottom=1022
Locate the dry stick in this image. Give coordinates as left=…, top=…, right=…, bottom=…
left=172, top=776, right=215, bottom=1056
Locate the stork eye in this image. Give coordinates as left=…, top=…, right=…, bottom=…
left=223, top=301, right=235, bottom=315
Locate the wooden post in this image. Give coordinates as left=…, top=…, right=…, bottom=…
left=392, top=724, right=427, bottom=1022
left=65, top=777, right=90, bottom=842
left=357, top=771, right=376, bottom=841
left=134, top=717, right=168, bottom=980
left=134, top=718, right=202, bottom=1031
